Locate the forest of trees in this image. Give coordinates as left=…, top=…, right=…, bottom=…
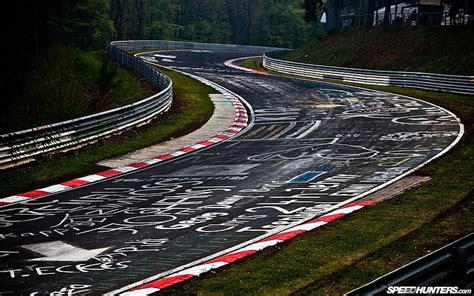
left=3, top=0, right=321, bottom=92
left=110, top=0, right=317, bottom=48
left=2, top=0, right=467, bottom=132
left=6, top=0, right=317, bottom=59
left=2, top=0, right=324, bottom=92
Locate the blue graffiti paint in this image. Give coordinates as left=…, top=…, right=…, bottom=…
left=319, top=164, right=333, bottom=171
left=289, top=171, right=326, bottom=183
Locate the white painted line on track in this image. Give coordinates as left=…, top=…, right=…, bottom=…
left=296, top=120, right=321, bottom=139
left=108, top=51, right=464, bottom=296
left=0, top=53, right=253, bottom=209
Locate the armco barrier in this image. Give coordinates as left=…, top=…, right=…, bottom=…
left=346, top=233, right=474, bottom=295
left=263, top=51, right=474, bottom=96
left=0, top=43, right=173, bottom=169
left=0, top=40, right=281, bottom=169
left=110, top=40, right=281, bottom=54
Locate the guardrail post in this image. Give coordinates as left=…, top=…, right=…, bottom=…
left=452, top=246, right=468, bottom=288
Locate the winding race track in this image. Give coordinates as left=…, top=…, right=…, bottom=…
left=0, top=50, right=463, bottom=295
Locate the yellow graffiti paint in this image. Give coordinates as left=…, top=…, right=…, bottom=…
left=312, top=104, right=344, bottom=108
left=378, top=157, right=412, bottom=167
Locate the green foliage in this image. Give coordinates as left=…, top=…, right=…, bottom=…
left=74, top=51, right=151, bottom=109
left=18, top=46, right=91, bottom=130
left=264, top=5, right=311, bottom=48
left=98, top=57, right=118, bottom=92
left=145, top=21, right=182, bottom=40
left=310, top=22, right=328, bottom=40
left=110, top=0, right=315, bottom=48
left=72, top=0, right=115, bottom=49
left=4, top=0, right=318, bottom=127
left=1, top=47, right=151, bottom=133
left=10, top=0, right=115, bottom=51
left=4, top=0, right=321, bottom=133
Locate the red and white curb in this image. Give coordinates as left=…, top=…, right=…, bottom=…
left=0, top=78, right=250, bottom=207
left=119, top=200, right=378, bottom=295
left=112, top=51, right=465, bottom=296
left=224, top=56, right=268, bottom=75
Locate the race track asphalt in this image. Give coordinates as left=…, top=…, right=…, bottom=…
left=0, top=50, right=462, bottom=294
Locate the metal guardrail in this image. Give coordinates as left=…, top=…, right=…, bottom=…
left=0, top=40, right=281, bottom=169
left=346, top=233, right=474, bottom=295
left=0, top=42, right=173, bottom=169
left=110, top=40, right=282, bottom=54
left=263, top=51, right=474, bottom=96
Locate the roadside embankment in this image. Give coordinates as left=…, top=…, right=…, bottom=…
left=0, top=66, right=214, bottom=198
left=1, top=46, right=153, bottom=134
left=283, top=26, right=474, bottom=76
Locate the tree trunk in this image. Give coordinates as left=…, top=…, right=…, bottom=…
left=244, top=0, right=252, bottom=44
left=113, top=0, right=125, bottom=40
left=384, top=0, right=391, bottom=24
left=366, top=0, right=375, bottom=26
left=134, top=0, right=145, bottom=39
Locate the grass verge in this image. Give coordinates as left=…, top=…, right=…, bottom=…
left=0, top=66, right=214, bottom=197
left=282, top=26, right=474, bottom=75
left=160, top=59, right=473, bottom=295
left=242, top=58, right=264, bottom=72
left=75, top=51, right=153, bottom=109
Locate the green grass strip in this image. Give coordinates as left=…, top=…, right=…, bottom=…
left=0, top=67, right=214, bottom=197
left=242, top=58, right=263, bottom=72
left=161, top=58, right=473, bottom=296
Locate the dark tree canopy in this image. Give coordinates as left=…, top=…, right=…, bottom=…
left=302, top=0, right=322, bottom=22
left=109, top=0, right=311, bottom=48
left=1, top=0, right=316, bottom=128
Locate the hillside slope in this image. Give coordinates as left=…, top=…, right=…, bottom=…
left=1, top=47, right=153, bottom=134
left=282, top=26, right=474, bottom=75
